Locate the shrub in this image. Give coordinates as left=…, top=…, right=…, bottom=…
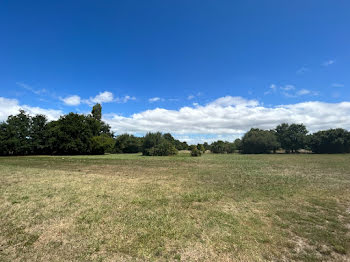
left=90, top=134, right=115, bottom=154
left=191, top=147, right=202, bottom=157
left=115, top=134, right=141, bottom=153
left=210, top=140, right=227, bottom=153
left=144, top=140, right=177, bottom=156
left=197, top=144, right=206, bottom=154
left=142, top=133, right=178, bottom=156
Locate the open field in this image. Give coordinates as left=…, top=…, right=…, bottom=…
left=0, top=153, right=350, bottom=261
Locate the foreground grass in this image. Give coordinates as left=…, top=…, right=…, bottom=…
left=0, top=153, right=349, bottom=261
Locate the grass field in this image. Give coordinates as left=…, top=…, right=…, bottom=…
left=0, top=153, right=349, bottom=261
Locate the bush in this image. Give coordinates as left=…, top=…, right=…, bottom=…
left=210, top=140, right=227, bottom=153
left=197, top=144, right=206, bottom=154
left=144, top=140, right=177, bottom=156
left=115, top=134, right=141, bottom=153
left=90, top=134, right=115, bottom=154
left=191, top=147, right=202, bottom=157
left=142, top=132, right=178, bottom=156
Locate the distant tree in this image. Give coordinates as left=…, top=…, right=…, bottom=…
left=163, top=133, right=175, bottom=143
left=90, top=134, right=115, bottom=154
left=191, top=147, right=202, bottom=157
left=115, top=134, right=141, bottom=153
left=276, top=123, right=308, bottom=153
left=225, top=142, right=236, bottom=153
left=0, top=122, right=8, bottom=155
left=91, top=103, right=102, bottom=121
left=47, top=113, right=94, bottom=155
left=4, top=110, right=32, bottom=155
left=241, top=128, right=280, bottom=154
left=203, top=142, right=210, bottom=151
left=234, top=138, right=242, bottom=152
left=30, top=114, right=48, bottom=154
left=180, top=141, right=189, bottom=150
left=197, top=144, right=206, bottom=153
left=148, top=140, right=177, bottom=156
left=308, top=128, right=350, bottom=153
left=210, top=140, right=227, bottom=153
left=142, top=132, right=178, bottom=156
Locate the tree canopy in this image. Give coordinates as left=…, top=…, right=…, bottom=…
left=241, top=128, right=280, bottom=154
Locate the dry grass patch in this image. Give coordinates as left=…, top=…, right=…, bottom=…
left=0, top=153, right=350, bottom=261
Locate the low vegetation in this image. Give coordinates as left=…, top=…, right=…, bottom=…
left=1, top=104, right=350, bottom=156
left=0, top=153, right=349, bottom=261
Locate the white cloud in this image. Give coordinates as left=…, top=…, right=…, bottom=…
left=296, top=89, right=310, bottom=96
left=0, top=97, right=62, bottom=121
left=208, top=96, right=259, bottom=107
left=61, top=91, right=135, bottom=106
left=89, top=91, right=114, bottom=104
left=117, top=95, right=136, bottom=103
left=60, top=95, right=81, bottom=106
left=322, top=60, right=335, bottom=66
left=104, top=96, right=350, bottom=141
left=148, top=97, right=164, bottom=103
left=2, top=95, right=350, bottom=144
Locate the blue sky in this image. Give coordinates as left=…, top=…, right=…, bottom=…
left=1, top=1, right=350, bottom=143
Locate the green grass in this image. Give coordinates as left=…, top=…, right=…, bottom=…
left=0, top=153, right=349, bottom=261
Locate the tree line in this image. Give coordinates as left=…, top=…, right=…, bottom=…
left=0, top=104, right=349, bottom=156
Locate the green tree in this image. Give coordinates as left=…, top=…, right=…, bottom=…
left=234, top=138, right=242, bottom=152
left=30, top=114, right=48, bottom=154
left=5, top=110, right=32, bottom=155
left=241, top=128, right=280, bottom=154
left=91, top=103, right=102, bottom=121
left=308, top=128, right=350, bottom=153
left=47, top=113, right=94, bottom=155
left=225, top=142, right=235, bottom=153
left=191, top=147, right=202, bottom=157
left=276, top=123, right=308, bottom=153
left=149, top=140, right=177, bottom=156
left=197, top=144, right=206, bottom=153
left=142, top=132, right=178, bottom=156
left=115, top=134, right=141, bottom=153
left=210, top=140, right=227, bottom=153
left=90, top=134, right=115, bottom=154
left=0, top=122, right=8, bottom=155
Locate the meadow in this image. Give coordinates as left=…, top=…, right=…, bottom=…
left=0, top=153, right=349, bottom=261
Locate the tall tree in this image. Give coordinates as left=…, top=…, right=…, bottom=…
left=5, top=110, right=32, bottom=155
left=30, top=114, right=48, bottom=154
left=91, top=103, right=102, bottom=121
left=276, top=123, right=308, bottom=153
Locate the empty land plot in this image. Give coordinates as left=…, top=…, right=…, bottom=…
left=0, top=153, right=350, bottom=261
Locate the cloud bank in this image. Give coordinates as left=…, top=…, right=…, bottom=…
left=0, top=97, right=62, bottom=121
left=105, top=96, right=350, bottom=138
left=1, top=95, right=350, bottom=143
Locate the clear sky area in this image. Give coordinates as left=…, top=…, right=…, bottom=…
left=1, top=1, right=349, bottom=143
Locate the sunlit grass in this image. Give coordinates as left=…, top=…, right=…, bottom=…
left=1, top=153, right=349, bottom=261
